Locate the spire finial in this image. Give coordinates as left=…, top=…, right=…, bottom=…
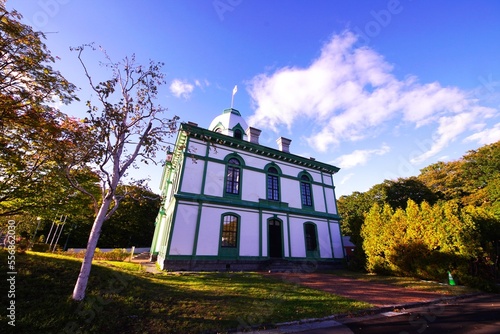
left=230, top=85, right=238, bottom=108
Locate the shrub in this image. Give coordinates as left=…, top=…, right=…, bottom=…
left=94, top=248, right=129, bottom=261
left=61, top=248, right=129, bottom=261
left=31, top=243, right=50, bottom=252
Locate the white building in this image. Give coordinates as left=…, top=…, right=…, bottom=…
left=150, top=108, right=345, bottom=271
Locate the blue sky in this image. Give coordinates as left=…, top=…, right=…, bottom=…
left=8, top=0, right=500, bottom=197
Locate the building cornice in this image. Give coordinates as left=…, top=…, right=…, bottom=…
left=179, top=122, right=340, bottom=175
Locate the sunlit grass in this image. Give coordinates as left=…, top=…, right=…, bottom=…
left=2, top=251, right=372, bottom=334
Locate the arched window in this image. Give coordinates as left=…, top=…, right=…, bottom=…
left=267, top=166, right=280, bottom=201
left=300, top=174, right=313, bottom=207
left=225, top=158, right=241, bottom=195
left=234, top=129, right=243, bottom=139
left=221, top=214, right=238, bottom=248
left=304, top=223, right=318, bottom=252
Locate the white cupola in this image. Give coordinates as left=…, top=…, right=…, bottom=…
left=209, top=108, right=249, bottom=140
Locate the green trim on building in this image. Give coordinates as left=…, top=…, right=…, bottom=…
left=180, top=122, right=340, bottom=174
left=165, top=201, right=180, bottom=257
left=184, top=148, right=337, bottom=191
left=199, top=141, right=210, bottom=196
left=304, top=222, right=320, bottom=259
left=258, top=208, right=263, bottom=257
left=163, top=254, right=344, bottom=262
left=334, top=220, right=344, bottom=258
left=267, top=216, right=285, bottom=259
left=298, top=170, right=315, bottom=210
left=150, top=214, right=162, bottom=255
left=223, top=154, right=244, bottom=200
left=153, top=120, right=344, bottom=268
left=218, top=212, right=241, bottom=258
left=286, top=213, right=292, bottom=258
left=231, top=123, right=246, bottom=139
left=174, top=192, right=341, bottom=220
left=191, top=202, right=203, bottom=256
left=224, top=108, right=242, bottom=116
left=265, top=163, right=282, bottom=202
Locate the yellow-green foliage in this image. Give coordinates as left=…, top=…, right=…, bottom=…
left=362, top=199, right=485, bottom=282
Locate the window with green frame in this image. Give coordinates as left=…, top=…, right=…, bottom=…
left=221, top=214, right=238, bottom=248
left=225, top=158, right=241, bottom=195
left=267, top=167, right=280, bottom=201
left=300, top=174, right=313, bottom=207
left=304, top=223, right=318, bottom=252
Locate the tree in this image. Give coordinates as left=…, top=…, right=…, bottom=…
left=382, top=177, right=439, bottom=210
left=98, top=185, right=159, bottom=248
left=461, top=141, right=500, bottom=207
left=361, top=202, right=394, bottom=273
left=418, top=160, right=465, bottom=202
left=337, top=191, right=371, bottom=243
left=0, top=2, right=79, bottom=216
left=68, top=45, right=178, bottom=301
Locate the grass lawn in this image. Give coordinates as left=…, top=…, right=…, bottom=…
left=1, top=251, right=372, bottom=334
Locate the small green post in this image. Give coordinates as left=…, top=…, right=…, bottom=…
left=447, top=271, right=456, bottom=286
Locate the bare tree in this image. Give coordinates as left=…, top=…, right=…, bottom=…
left=68, top=45, right=178, bottom=301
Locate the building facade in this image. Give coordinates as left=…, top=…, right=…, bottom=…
left=150, top=108, right=345, bottom=271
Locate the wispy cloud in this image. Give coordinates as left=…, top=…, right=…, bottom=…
left=170, top=79, right=194, bottom=99
left=170, top=79, right=210, bottom=99
left=247, top=30, right=496, bottom=163
left=334, top=144, right=390, bottom=169
left=194, top=79, right=210, bottom=89
left=339, top=172, right=354, bottom=185
left=464, top=122, right=500, bottom=145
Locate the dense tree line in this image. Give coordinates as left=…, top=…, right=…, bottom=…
left=338, top=141, right=500, bottom=289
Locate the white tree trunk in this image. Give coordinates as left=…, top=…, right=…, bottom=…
left=72, top=196, right=113, bottom=301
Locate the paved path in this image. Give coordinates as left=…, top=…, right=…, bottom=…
left=265, top=272, right=450, bottom=307
left=247, top=272, right=481, bottom=334
left=130, top=252, right=162, bottom=274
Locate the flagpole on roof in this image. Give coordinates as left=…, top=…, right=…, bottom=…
left=231, top=85, right=237, bottom=109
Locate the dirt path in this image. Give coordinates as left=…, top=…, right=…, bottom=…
left=265, top=272, right=448, bottom=307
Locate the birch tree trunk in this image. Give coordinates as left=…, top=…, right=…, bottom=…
left=72, top=195, right=113, bottom=301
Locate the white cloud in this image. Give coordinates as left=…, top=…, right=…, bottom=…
left=170, top=79, right=194, bottom=99
left=464, top=122, right=500, bottom=145
left=194, top=79, right=210, bottom=89
left=334, top=144, right=390, bottom=169
left=339, top=172, right=354, bottom=185
left=247, top=30, right=497, bottom=162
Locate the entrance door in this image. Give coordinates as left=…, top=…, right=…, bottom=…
left=268, top=219, right=283, bottom=258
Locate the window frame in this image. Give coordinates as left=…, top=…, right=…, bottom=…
left=233, top=129, right=243, bottom=139
left=220, top=214, right=238, bottom=248
left=299, top=172, right=314, bottom=208
left=304, top=222, right=320, bottom=258
left=224, top=155, right=244, bottom=198
left=265, top=165, right=281, bottom=201
left=219, top=213, right=240, bottom=258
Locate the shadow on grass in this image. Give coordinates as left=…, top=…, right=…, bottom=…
left=2, top=251, right=371, bottom=334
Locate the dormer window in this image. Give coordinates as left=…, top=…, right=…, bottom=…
left=234, top=129, right=243, bottom=139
